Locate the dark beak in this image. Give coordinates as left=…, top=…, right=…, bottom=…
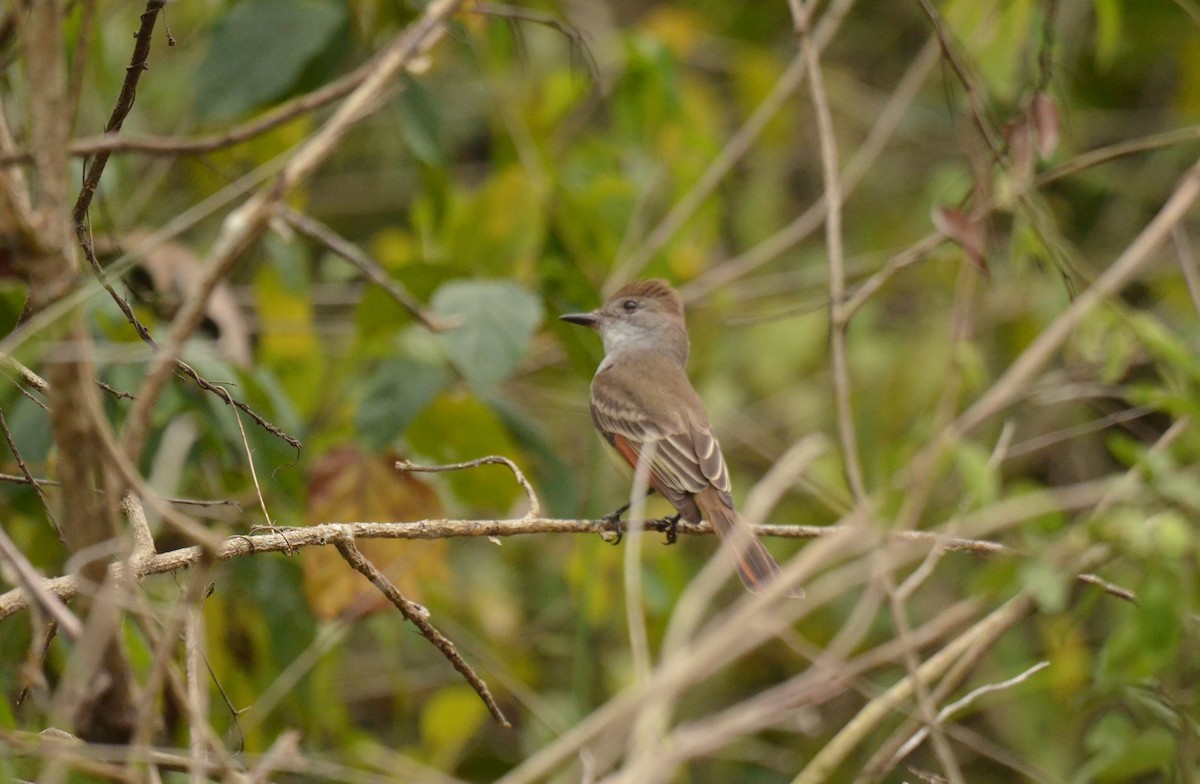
left=560, top=311, right=600, bottom=328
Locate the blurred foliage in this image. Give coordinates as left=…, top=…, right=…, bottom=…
left=1, top=0, right=1200, bottom=781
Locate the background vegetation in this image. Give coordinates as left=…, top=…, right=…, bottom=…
left=1, top=0, right=1199, bottom=781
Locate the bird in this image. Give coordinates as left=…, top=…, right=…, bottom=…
left=561, top=279, right=799, bottom=596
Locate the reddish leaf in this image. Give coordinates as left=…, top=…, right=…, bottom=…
left=1031, top=92, right=1060, bottom=159
left=932, top=206, right=988, bottom=273
left=302, top=446, right=448, bottom=620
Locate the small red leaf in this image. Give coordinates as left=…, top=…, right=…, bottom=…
left=932, top=206, right=988, bottom=273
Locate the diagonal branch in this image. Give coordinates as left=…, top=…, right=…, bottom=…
left=604, top=0, right=858, bottom=290
left=278, top=207, right=452, bottom=332
left=120, top=0, right=465, bottom=464
left=333, top=535, right=510, bottom=727
left=955, top=155, right=1200, bottom=434
left=71, top=0, right=165, bottom=226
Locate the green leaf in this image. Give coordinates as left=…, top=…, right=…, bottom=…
left=487, top=395, right=580, bottom=516
left=397, top=79, right=446, bottom=167
left=1098, top=569, right=1182, bottom=681
left=1093, top=0, right=1123, bottom=68
left=194, top=0, right=347, bottom=120
left=420, top=684, right=487, bottom=767
left=443, top=168, right=547, bottom=277
left=356, top=358, right=452, bottom=451
left=405, top=392, right=522, bottom=512
left=1020, top=558, right=1069, bottom=614
left=431, top=279, right=544, bottom=390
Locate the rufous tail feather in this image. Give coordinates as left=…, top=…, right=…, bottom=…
left=695, top=488, right=803, bottom=597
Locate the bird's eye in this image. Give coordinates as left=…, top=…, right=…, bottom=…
left=622, top=299, right=638, bottom=312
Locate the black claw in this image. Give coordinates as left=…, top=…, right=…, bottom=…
left=598, top=489, right=657, bottom=546
left=662, top=514, right=681, bottom=545
left=600, top=506, right=627, bottom=545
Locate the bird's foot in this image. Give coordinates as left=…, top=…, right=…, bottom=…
left=598, top=503, right=630, bottom=545
left=659, top=514, right=682, bottom=545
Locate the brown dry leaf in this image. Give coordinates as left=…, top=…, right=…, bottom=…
left=932, top=206, right=988, bottom=273
left=301, top=446, right=448, bottom=620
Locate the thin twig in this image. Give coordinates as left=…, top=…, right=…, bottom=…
left=915, top=0, right=1005, bottom=164
left=956, top=155, right=1200, bottom=434
left=790, top=595, right=1033, bottom=784
left=605, top=0, right=858, bottom=290
left=231, top=401, right=274, bottom=529
left=792, top=0, right=867, bottom=503
left=0, top=408, right=61, bottom=542
left=0, top=526, right=82, bottom=640
left=396, top=455, right=543, bottom=519
left=842, top=232, right=945, bottom=318
left=121, top=0, right=463, bottom=464
left=71, top=0, right=165, bottom=226
left=1035, top=124, right=1200, bottom=189
left=1076, top=573, right=1136, bottom=603
left=278, top=207, right=452, bottom=331
left=333, top=535, right=511, bottom=727
left=890, top=661, right=1050, bottom=764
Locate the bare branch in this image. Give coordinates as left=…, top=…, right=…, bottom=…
left=278, top=207, right=452, bottom=331
left=605, top=0, right=857, bottom=290
left=121, top=0, right=464, bottom=463
left=333, top=535, right=511, bottom=727
left=0, top=525, right=82, bottom=640
left=397, top=455, right=543, bottom=519
left=0, top=476, right=1127, bottom=621
left=956, top=155, right=1200, bottom=434
left=792, top=0, right=866, bottom=503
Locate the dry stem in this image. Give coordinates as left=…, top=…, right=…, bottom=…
left=333, top=535, right=511, bottom=727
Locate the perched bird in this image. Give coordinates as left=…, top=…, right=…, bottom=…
left=561, top=279, right=799, bottom=596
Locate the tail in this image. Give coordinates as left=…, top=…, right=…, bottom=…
left=694, top=488, right=804, bottom=597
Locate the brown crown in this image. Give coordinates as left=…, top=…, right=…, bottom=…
left=607, top=279, right=684, bottom=314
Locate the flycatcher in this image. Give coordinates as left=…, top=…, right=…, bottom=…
left=561, top=279, right=798, bottom=596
